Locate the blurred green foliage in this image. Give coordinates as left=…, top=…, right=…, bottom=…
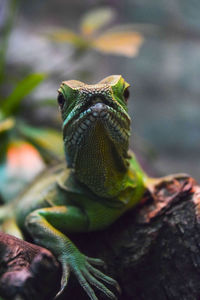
left=0, top=73, right=63, bottom=164
left=0, top=0, right=64, bottom=200
left=0, top=70, right=65, bottom=200
left=0, top=0, right=18, bottom=83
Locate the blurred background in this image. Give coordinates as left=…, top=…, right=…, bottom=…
left=0, top=0, right=200, bottom=201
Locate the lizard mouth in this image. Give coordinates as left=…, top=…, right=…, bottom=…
left=63, top=96, right=130, bottom=148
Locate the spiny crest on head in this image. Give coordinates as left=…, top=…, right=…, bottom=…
left=57, top=75, right=131, bottom=112
left=60, top=75, right=129, bottom=91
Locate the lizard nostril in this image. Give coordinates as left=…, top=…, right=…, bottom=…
left=93, top=103, right=104, bottom=110
left=91, top=102, right=107, bottom=114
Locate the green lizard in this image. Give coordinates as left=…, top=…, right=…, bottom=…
left=0, top=75, right=185, bottom=299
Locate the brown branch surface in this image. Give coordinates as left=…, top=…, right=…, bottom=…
left=0, top=233, right=61, bottom=300
left=0, top=175, right=200, bottom=300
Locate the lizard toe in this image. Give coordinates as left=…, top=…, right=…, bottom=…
left=83, top=269, right=117, bottom=299
left=87, top=263, right=121, bottom=293
left=54, top=262, right=70, bottom=299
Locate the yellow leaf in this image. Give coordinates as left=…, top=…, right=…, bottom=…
left=46, top=29, right=86, bottom=47
left=0, top=118, right=15, bottom=133
left=80, top=7, right=116, bottom=37
left=93, top=29, right=144, bottom=57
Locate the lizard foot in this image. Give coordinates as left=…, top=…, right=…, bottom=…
left=55, top=253, right=120, bottom=300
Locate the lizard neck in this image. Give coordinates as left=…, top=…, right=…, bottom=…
left=72, top=122, right=129, bottom=198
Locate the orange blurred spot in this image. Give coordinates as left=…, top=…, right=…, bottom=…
left=7, top=142, right=44, bottom=177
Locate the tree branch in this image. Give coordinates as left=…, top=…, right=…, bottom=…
left=0, top=233, right=60, bottom=300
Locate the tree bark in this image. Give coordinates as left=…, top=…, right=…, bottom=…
left=0, top=233, right=61, bottom=300
left=0, top=175, right=200, bottom=300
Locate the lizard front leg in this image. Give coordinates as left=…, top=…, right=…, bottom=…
left=25, top=206, right=118, bottom=300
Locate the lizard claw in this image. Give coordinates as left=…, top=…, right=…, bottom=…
left=54, top=262, right=70, bottom=299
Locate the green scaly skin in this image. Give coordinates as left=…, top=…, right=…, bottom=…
left=0, top=75, right=149, bottom=300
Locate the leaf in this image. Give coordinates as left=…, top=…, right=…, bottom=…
left=18, top=124, right=64, bottom=159
left=80, top=7, right=116, bottom=37
left=1, top=73, right=46, bottom=116
left=0, top=118, right=15, bottom=134
left=46, top=29, right=88, bottom=48
left=93, top=27, right=144, bottom=57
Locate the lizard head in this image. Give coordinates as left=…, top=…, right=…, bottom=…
left=57, top=75, right=131, bottom=197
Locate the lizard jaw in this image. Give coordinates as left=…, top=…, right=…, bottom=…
left=63, top=101, right=130, bottom=169
left=64, top=102, right=130, bottom=148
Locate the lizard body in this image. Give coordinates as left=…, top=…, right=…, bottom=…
left=0, top=75, right=150, bottom=299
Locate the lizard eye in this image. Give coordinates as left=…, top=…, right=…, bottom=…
left=123, top=88, right=130, bottom=103
left=57, top=93, right=65, bottom=109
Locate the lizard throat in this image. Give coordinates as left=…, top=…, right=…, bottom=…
left=64, top=110, right=130, bottom=197
left=64, top=102, right=130, bottom=156
left=72, top=121, right=129, bottom=198
left=63, top=100, right=131, bottom=197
